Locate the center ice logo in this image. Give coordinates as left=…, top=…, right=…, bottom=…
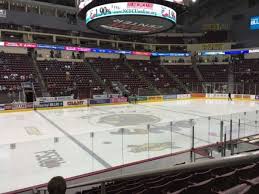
left=35, top=150, right=65, bottom=168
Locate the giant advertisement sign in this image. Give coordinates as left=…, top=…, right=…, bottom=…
left=78, top=0, right=184, bottom=10
left=85, top=2, right=176, bottom=34
left=251, top=16, right=259, bottom=30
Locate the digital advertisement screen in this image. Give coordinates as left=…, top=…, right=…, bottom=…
left=78, top=0, right=184, bottom=10
left=250, top=16, right=259, bottom=30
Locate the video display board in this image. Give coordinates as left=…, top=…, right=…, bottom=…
left=78, top=0, right=184, bottom=10
left=251, top=16, right=259, bottom=30
left=85, top=2, right=176, bottom=34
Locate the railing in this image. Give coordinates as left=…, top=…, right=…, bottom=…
left=37, top=148, right=259, bottom=194
left=188, top=82, right=259, bottom=95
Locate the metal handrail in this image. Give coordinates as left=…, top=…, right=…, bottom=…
left=37, top=150, right=259, bottom=193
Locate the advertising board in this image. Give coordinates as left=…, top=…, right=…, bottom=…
left=111, top=97, right=128, bottom=103
left=12, top=103, right=33, bottom=110
left=163, top=95, right=177, bottom=100
left=0, top=104, right=5, bottom=110
left=64, top=100, right=88, bottom=106
left=90, top=98, right=111, bottom=105
left=37, top=101, right=64, bottom=108
left=147, top=96, right=163, bottom=102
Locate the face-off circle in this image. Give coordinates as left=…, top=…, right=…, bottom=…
left=78, top=0, right=183, bottom=35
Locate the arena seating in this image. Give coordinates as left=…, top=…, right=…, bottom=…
left=2, top=52, right=259, bottom=99
left=165, top=65, right=199, bottom=84
left=38, top=60, right=104, bottom=98
left=198, top=64, right=229, bottom=82
left=129, top=60, right=179, bottom=90
left=199, top=31, right=229, bottom=43
left=234, top=59, right=259, bottom=94
left=234, top=59, right=259, bottom=79
left=88, top=58, right=148, bottom=94
left=0, top=52, right=40, bottom=102
left=79, top=161, right=259, bottom=194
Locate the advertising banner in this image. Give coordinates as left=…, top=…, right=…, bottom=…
left=0, top=104, right=5, bottom=110
left=4, top=42, right=37, bottom=48
left=114, top=50, right=132, bottom=55
left=191, top=93, right=206, bottom=98
left=177, top=94, right=191, bottom=99
left=0, top=41, right=190, bottom=57
left=242, top=95, right=250, bottom=99
left=91, top=48, right=116, bottom=54
left=132, top=51, right=152, bottom=56
left=93, top=94, right=108, bottom=99
left=225, top=50, right=249, bottom=55
left=199, top=51, right=225, bottom=56
left=4, top=104, right=12, bottom=110
left=152, top=52, right=190, bottom=57
left=108, top=94, right=120, bottom=98
left=234, top=94, right=243, bottom=99
left=206, top=93, right=228, bottom=99
left=37, top=101, right=63, bottom=108
left=65, top=46, right=91, bottom=52
left=136, top=96, right=148, bottom=102
left=147, top=96, right=163, bottom=102
left=64, top=100, right=88, bottom=107
left=111, top=97, right=128, bottom=103
left=90, top=98, right=111, bottom=105
left=36, top=96, right=73, bottom=102
left=37, top=44, right=65, bottom=50
left=255, top=95, right=259, bottom=100
left=12, top=103, right=33, bottom=110
left=163, top=95, right=177, bottom=100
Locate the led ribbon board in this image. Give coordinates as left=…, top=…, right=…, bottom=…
left=85, top=2, right=176, bottom=35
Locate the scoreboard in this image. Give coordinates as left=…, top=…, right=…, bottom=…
left=77, top=0, right=186, bottom=35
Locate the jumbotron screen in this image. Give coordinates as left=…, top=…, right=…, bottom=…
left=78, top=0, right=184, bottom=35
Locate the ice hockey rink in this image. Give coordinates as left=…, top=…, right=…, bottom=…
left=1, top=99, right=259, bottom=193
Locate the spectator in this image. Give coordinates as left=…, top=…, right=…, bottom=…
left=47, top=176, right=67, bottom=194
left=72, top=52, right=75, bottom=59
left=50, top=50, right=54, bottom=58
left=65, top=71, right=70, bottom=81
left=20, top=75, right=25, bottom=81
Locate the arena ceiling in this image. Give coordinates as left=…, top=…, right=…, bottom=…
left=34, top=0, right=76, bottom=7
